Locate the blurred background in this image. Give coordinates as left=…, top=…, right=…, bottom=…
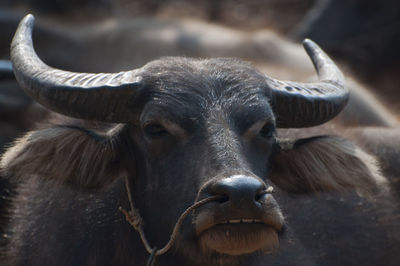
left=0, top=0, right=399, bottom=151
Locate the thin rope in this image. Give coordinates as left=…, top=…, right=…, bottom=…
left=119, top=176, right=225, bottom=262
left=146, top=247, right=158, bottom=266
left=124, top=176, right=135, bottom=212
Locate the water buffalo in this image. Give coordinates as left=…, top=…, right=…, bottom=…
left=0, top=15, right=399, bottom=266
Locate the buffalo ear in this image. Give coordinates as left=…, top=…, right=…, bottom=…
left=1, top=124, right=130, bottom=190
left=270, top=136, right=387, bottom=196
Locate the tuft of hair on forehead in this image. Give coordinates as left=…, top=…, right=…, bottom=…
left=270, top=135, right=388, bottom=197
left=140, top=57, right=270, bottom=94
left=135, top=57, right=272, bottom=117
left=142, top=57, right=262, bottom=76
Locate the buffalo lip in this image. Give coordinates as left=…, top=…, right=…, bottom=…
left=197, top=220, right=280, bottom=255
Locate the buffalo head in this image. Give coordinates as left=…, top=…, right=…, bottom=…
left=2, top=14, right=385, bottom=265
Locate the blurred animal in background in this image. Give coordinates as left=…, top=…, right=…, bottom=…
left=292, top=0, right=400, bottom=110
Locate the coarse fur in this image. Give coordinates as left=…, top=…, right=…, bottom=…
left=0, top=120, right=394, bottom=266
left=1, top=124, right=125, bottom=189
left=271, top=136, right=386, bottom=196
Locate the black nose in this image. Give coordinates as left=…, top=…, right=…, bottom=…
left=211, top=175, right=267, bottom=207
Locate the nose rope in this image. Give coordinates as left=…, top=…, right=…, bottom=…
left=119, top=176, right=274, bottom=265
left=118, top=176, right=225, bottom=265
left=265, top=186, right=274, bottom=194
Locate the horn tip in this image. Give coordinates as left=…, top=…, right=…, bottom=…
left=12, top=14, right=35, bottom=51
left=302, top=38, right=315, bottom=46
left=22, top=14, right=35, bottom=25
left=302, top=38, right=321, bottom=57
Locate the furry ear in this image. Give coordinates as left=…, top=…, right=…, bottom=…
left=0, top=124, right=130, bottom=190
left=270, top=136, right=387, bottom=196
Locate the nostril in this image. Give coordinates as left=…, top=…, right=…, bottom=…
left=210, top=175, right=267, bottom=205
left=255, top=190, right=264, bottom=202
left=209, top=185, right=231, bottom=203
left=215, top=195, right=229, bottom=203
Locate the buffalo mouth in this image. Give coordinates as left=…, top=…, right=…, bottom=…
left=197, top=218, right=280, bottom=256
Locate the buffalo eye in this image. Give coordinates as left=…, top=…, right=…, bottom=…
left=144, top=123, right=169, bottom=139
left=259, top=123, right=275, bottom=139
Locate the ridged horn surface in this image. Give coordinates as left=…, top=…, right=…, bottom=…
left=11, top=14, right=143, bottom=122
left=268, top=39, right=348, bottom=128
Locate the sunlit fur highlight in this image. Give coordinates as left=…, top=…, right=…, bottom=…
left=1, top=125, right=126, bottom=190
left=270, top=136, right=387, bottom=197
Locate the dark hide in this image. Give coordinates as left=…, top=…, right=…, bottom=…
left=1, top=123, right=397, bottom=265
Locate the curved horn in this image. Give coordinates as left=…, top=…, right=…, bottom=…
left=268, top=39, right=348, bottom=128
left=11, top=14, right=142, bottom=122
